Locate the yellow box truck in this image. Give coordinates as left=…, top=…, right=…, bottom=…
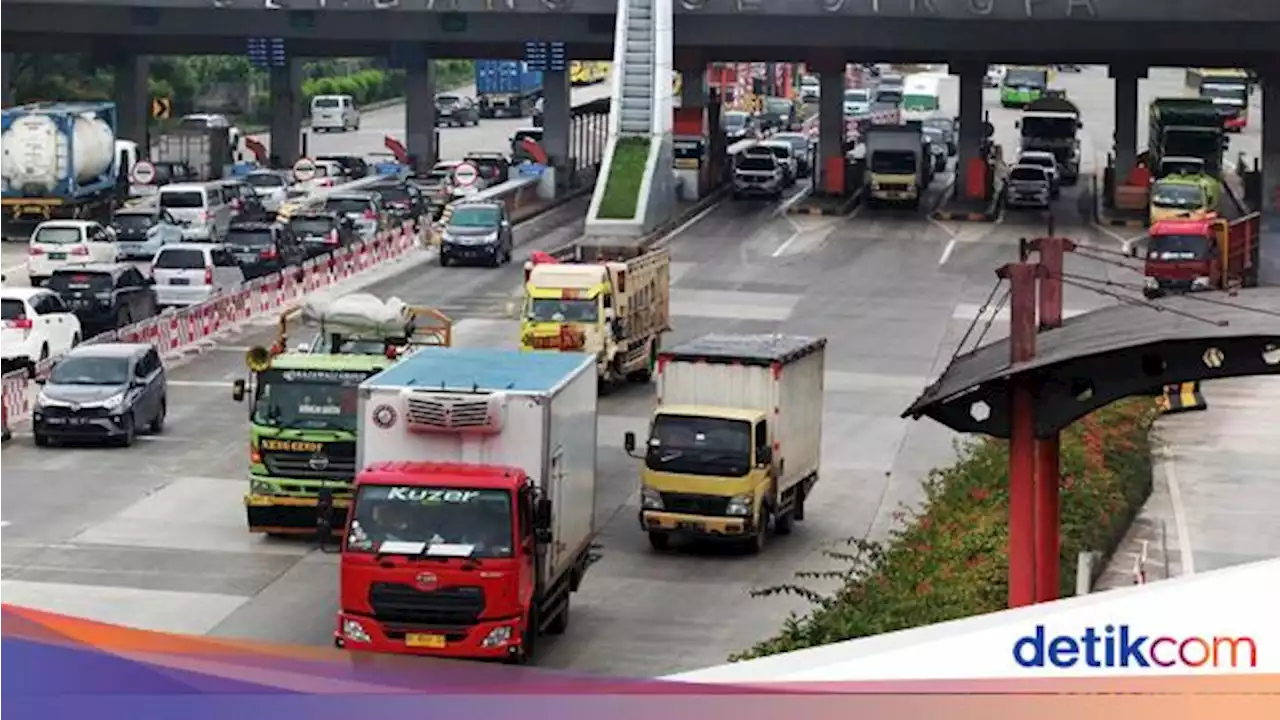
left=624, top=334, right=826, bottom=554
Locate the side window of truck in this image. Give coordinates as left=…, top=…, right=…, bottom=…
left=754, top=421, right=768, bottom=460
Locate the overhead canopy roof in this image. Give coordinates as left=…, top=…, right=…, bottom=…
left=903, top=290, right=1280, bottom=439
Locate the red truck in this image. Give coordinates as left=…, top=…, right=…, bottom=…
left=1143, top=213, right=1260, bottom=298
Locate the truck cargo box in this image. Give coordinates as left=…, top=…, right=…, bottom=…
left=657, top=334, right=826, bottom=495
left=475, top=60, right=543, bottom=97
left=2, top=101, right=119, bottom=200
left=357, top=348, right=598, bottom=589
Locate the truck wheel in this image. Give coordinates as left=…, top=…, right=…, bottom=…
left=775, top=509, right=794, bottom=535
left=515, top=612, right=538, bottom=664
left=648, top=532, right=671, bottom=551
left=546, top=600, right=570, bottom=635
left=746, top=525, right=768, bottom=555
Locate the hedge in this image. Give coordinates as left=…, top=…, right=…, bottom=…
left=244, top=61, right=476, bottom=125
left=733, top=398, right=1157, bottom=660
left=597, top=137, right=652, bottom=219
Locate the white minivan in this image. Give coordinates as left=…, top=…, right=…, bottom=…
left=151, top=244, right=245, bottom=308
left=311, top=95, right=360, bottom=133
left=27, top=220, right=120, bottom=286
left=158, top=182, right=233, bottom=242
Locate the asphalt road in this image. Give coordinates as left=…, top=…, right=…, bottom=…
left=0, top=66, right=1268, bottom=677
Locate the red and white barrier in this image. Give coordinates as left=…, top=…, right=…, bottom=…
left=0, top=220, right=424, bottom=436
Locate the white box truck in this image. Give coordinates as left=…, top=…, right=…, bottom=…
left=623, top=334, right=826, bottom=554
left=337, top=348, right=598, bottom=664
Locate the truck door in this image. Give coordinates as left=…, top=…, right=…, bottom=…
left=754, top=420, right=773, bottom=503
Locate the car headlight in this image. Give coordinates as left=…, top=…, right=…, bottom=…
left=342, top=618, right=371, bottom=643
left=485, top=232, right=499, bottom=242
left=100, top=393, right=125, bottom=411
left=482, top=625, right=513, bottom=648
left=1192, top=275, right=1212, bottom=288
left=1144, top=276, right=1159, bottom=289
left=36, top=391, right=58, bottom=407
left=726, top=494, right=753, bottom=517
left=641, top=487, right=664, bottom=510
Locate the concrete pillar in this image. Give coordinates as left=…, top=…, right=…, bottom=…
left=1259, top=69, right=1280, bottom=286
left=113, top=52, right=150, bottom=145
left=1110, top=65, right=1146, bottom=184
left=543, top=69, right=571, bottom=188
left=2, top=53, right=14, bottom=106
left=818, top=70, right=845, bottom=193
left=268, top=59, right=303, bottom=168
left=954, top=61, right=985, bottom=201
left=405, top=57, right=437, bottom=174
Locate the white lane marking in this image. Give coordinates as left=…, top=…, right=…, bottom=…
left=951, top=304, right=1088, bottom=322
left=1094, top=223, right=1145, bottom=253
left=1161, top=449, right=1196, bottom=576
left=208, top=345, right=252, bottom=353
left=939, top=238, right=958, bottom=265
left=1, top=521, right=10, bottom=529
left=3, top=260, right=29, bottom=274
left=772, top=216, right=803, bottom=258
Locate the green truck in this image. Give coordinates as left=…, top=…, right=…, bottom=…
left=232, top=296, right=453, bottom=535
left=1147, top=98, right=1227, bottom=180
left=1000, top=66, right=1050, bottom=108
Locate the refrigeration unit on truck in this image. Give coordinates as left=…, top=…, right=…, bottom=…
left=336, top=348, right=600, bottom=664
left=1017, top=93, right=1083, bottom=184
left=863, top=121, right=930, bottom=208
left=476, top=60, right=543, bottom=119
left=520, top=239, right=671, bottom=386
left=2, top=102, right=125, bottom=236
left=623, top=334, right=826, bottom=554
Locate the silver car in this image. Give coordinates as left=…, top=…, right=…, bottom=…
left=1006, top=165, right=1053, bottom=209
left=243, top=171, right=291, bottom=213
left=151, top=244, right=245, bottom=308
left=110, top=206, right=184, bottom=260
left=322, top=192, right=384, bottom=243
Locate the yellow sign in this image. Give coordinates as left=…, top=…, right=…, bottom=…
left=260, top=439, right=324, bottom=453
left=151, top=97, right=172, bottom=119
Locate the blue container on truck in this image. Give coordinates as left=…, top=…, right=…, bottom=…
left=1, top=101, right=122, bottom=229
left=475, top=60, right=544, bottom=119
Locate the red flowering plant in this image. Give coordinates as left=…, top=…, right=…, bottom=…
left=733, top=399, right=1156, bottom=660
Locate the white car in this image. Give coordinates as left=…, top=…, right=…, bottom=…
left=310, top=94, right=360, bottom=132
left=151, top=244, right=245, bottom=308
left=2, top=287, right=83, bottom=374
left=243, top=171, right=291, bottom=213
left=27, top=220, right=120, bottom=286
left=755, top=141, right=799, bottom=186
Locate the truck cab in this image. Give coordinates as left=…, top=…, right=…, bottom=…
left=864, top=122, right=927, bottom=207
left=1143, top=219, right=1220, bottom=297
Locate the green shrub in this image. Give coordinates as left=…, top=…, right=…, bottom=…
left=733, top=399, right=1157, bottom=660
left=597, top=137, right=652, bottom=220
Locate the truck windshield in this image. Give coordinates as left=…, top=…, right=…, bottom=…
left=645, top=415, right=752, bottom=478
left=1200, top=83, right=1247, bottom=104
left=1151, top=183, right=1206, bottom=209
left=1021, top=116, right=1076, bottom=139
left=870, top=151, right=916, bottom=175
left=527, top=297, right=599, bottom=323
left=1004, top=69, right=1047, bottom=88
left=347, top=485, right=514, bottom=559
left=1149, top=234, right=1210, bottom=261
left=252, top=369, right=368, bottom=431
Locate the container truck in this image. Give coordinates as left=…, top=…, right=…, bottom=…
left=1017, top=92, right=1082, bottom=184
left=863, top=121, right=930, bottom=208
left=520, top=238, right=671, bottom=386
left=335, top=348, right=599, bottom=664
left=476, top=60, right=543, bottom=119
left=1142, top=213, right=1259, bottom=297
left=624, top=334, right=826, bottom=554
left=1, top=102, right=124, bottom=237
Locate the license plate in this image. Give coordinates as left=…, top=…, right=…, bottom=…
left=236, top=253, right=258, bottom=262
left=45, top=417, right=87, bottom=425
left=405, top=633, right=446, bottom=649
left=169, top=277, right=189, bottom=286
left=48, top=252, right=66, bottom=260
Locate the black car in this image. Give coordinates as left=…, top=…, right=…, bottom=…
left=464, top=152, right=512, bottom=185
left=758, top=97, right=798, bottom=132
left=287, top=211, right=360, bottom=258
left=436, top=94, right=480, bottom=127
left=32, top=342, right=167, bottom=447
left=225, top=221, right=305, bottom=280
left=221, top=180, right=271, bottom=221
left=921, top=116, right=958, bottom=156
left=439, top=202, right=513, bottom=267
left=368, top=182, right=430, bottom=225
left=721, top=111, right=757, bottom=142
left=46, top=263, right=158, bottom=336
left=316, top=155, right=370, bottom=180
left=151, top=161, right=196, bottom=186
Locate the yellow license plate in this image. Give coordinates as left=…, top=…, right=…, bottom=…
left=405, top=633, right=446, bottom=649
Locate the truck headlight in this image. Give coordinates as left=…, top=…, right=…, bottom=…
left=250, top=479, right=275, bottom=494
left=641, top=487, right=664, bottom=510
left=342, top=619, right=371, bottom=643
left=726, top=494, right=753, bottom=517
left=1144, top=276, right=1159, bottom=289
left=1192, top=275, right=1212, bottom=288
left=482, top=625, right=513, bottom=648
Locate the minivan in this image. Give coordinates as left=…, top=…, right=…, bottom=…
left=157, top=182, right=233, bottom=242
left=311, top=95, right=360, bottom=133
left=151, top=244, right=245, bottom=308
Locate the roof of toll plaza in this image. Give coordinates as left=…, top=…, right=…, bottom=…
left=5, top=0, right=1280, bottom=64
left=903, top=288, right=1280, bottom=439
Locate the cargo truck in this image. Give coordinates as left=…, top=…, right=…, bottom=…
left=1147, top=98, right=1226, bottom=180
left=1142, top=213, right=1259, bottom=297
left=1000, top=66, right=1050, bottom=108
left=231, top=295, right=453, bottom=535
left=1017, top=93, right=1082, bottom=184
left=476, top=60, right=543, bottom=119
left=624, top=334, right=826, bottom=554
left=151, top=126, right=234, bottom=181
left=520, top=239, right=671, bottom=386
left=335, top=348, right=599, bottom=664
left=2, top=102, right=126, bottom=237
left=864, top=121, right=930, bottom=208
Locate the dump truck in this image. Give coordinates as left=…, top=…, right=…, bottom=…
left=1147, top=98, right=1226, bottom=180
left=476, top=60, right=543, bottom=119
left=624, top=334, right=826, bottom=554
left=336, top=348, right=599, bottom=664
left=520, top=239, right=670, bottom=386
left=1142, top=213, right=1259, bottom=297
left=863, top=121, right=930, bottom=208
left=1017, top=92, right=1082, bottom=184
left=1148, top=173, right=1222, bottom=225
left=231, top=294, right=453, bottom=535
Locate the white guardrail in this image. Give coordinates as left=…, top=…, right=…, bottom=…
left=0, top=172, right=551, bottom=436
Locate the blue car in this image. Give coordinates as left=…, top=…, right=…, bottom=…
left=110, top=206, right=185, bottom=260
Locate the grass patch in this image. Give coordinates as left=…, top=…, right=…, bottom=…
left=733, top=398, right=1157, bottom=660
left=597, top=137, right=651, bottom=220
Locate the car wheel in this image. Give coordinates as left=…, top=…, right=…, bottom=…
left=117, top=412, right=136, bottom=448
left=439, top=254, right=450, bottom=267
left=149, top=397, right=166, bottom=435
left=33, top=432, right=51, bottom=448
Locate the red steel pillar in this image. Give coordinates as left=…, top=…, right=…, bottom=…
left=997, top=262, right=1042, bottom=608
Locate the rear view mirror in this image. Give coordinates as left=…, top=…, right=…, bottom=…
left=534, top=497, right=552, bottom=532
left=232, top=379, right=246, bottom=402
left=624, top=431, right=637, bottom=454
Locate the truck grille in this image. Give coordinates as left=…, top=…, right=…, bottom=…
left=368, top=582, right=485, bottom=626
left=660, top=492, right=731, bottom=516
left=404, top=392, right=503, bottom=433
left=261, top=440, right=356, bottom=481
left=879, top=183, right=911, bottom=193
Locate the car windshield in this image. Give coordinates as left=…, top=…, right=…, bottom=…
left=245, top=174, right=285, bottom=188
left=347, top=485, right=514, bottom=559
left=306, top=334, right=394, bottom=355
left=736, top=156, right=775, bottom=172
left=251, top=369, right=369, bottom=431
left=844, top=90, right=869, bottom=103
left=313, top=97, right=341, bottom=109
left=924, top=118, right=952, bottom=132
left=227, top=229, right=274, bottom=248
left=436, top=95, right=460, bottom=106
left=765, top=98, right=791, bottom=113
left=2, top=298, right=25, bottom=321
left=645, top=415, right=752, bottom=478
left=869, top=151, right=916, bottom=174
left=1011, top=166, right=1047, bottom=182
left=154, top=249, right=207, bottom=269
left=112, top=213, right=155, bottom=231
left=764, top=145, right=790, bottom=159
left=49, top=356, right=129, bottom=386
left=527, top=297, right=598, bottom=323
left=33, top=227, right=82, bottom=244
left=449, top=206, right=500, bottom=228
left=1005, top=69, right=1047, bottom=88
left=723, top=113, right=747, bottom=129
left=875, top=90, right=903, bottom=105
left=47, top=272, right=113, bottom=293
left=159, top=191, right=205, bottom=209
left=1020, top=155, right=1054, bottom=168
left=325, top=198, right=371, bottom=215
left=1149, top=233, right=1210, bottom=260
left=1151, top=183, right=1206, bottom=208
left=1161, top=131, right=1222, bottom=161
left=290, top=218, right=335, bottom=236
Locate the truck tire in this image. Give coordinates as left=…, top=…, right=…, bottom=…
left=775, top=509, right=794, bottom=535
left=627, top=342, right=658, bottom=383
left=647, top=532, right=670, bottom=551
left=513, top=611, right=538, bottom=665
left=545, top=599, right=570, bottom=635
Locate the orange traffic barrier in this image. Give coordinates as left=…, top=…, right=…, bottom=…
left=965, top=156, right=987, bottom=201
left=823, top=155, right=845, bottom=196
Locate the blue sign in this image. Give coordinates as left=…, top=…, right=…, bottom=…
left=517, top=162, right=547, bottom=177
left=523, top=42, right=567, bottom=72
left=247, top=38, right=287, bottom=69
left=374, top=161, right=406, bottom=177
left=227, top=162, right=260, bottom=178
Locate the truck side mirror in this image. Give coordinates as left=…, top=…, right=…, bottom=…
left=232, top=379, right=246, bottom=402
left=534, top=497, right=552, bottom=532
left=1014, top=120, right=1020, bottom=129
left=1077, top=121, right=1084, bottom=129
left=624, top=431, right=637, bottom=454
